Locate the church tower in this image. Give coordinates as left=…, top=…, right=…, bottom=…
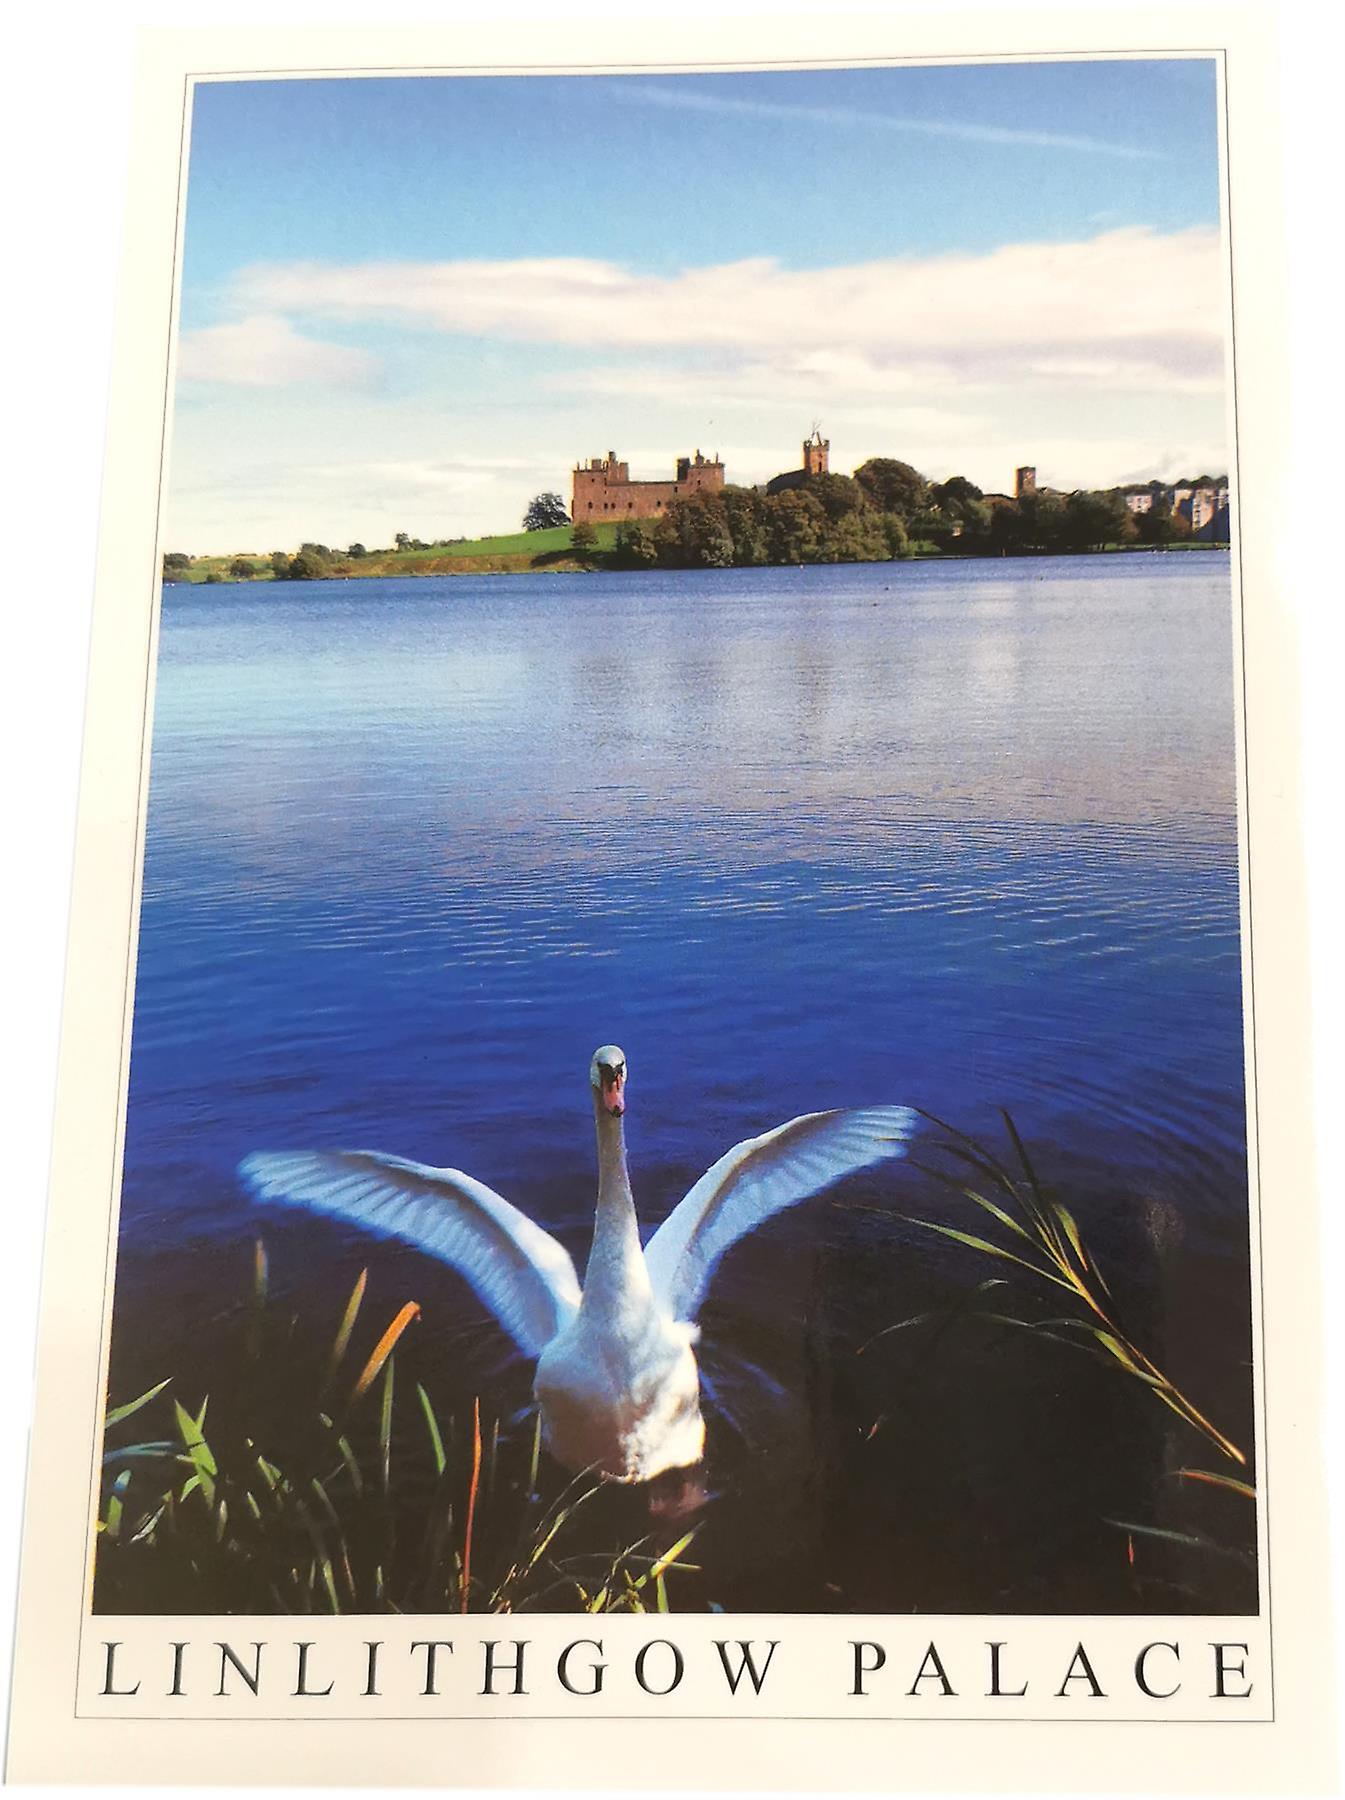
left=802, top=427, right=830, bottom=477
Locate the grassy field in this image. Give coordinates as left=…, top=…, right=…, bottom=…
left=169, top=523, right=629, bottom=583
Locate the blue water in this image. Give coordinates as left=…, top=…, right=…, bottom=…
left=108, top=552, right=1254, bottom=1613
left=121, top=554, right=1246, bottom=1268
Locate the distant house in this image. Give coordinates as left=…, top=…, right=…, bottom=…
left=1170, top=475, right=1230, bottom=539
left=1120, top=481, right=1168, bottom=515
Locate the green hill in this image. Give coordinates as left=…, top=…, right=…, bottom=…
left=167, top=523, right=627, bottom=583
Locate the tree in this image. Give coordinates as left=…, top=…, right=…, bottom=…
left=818, top=509, right=891, bottom=563
left=229, top=557, right=254, bottom=580
left=523, top=492, right=570, bottom=531
left=394, top=532, right=411, bottom=552
left=1014, top=490, right=1069, bottom=552
left=764, top=490, right=826, bottom=564
left=931, top=475, right=984, bottom=515
left=613, top=519, right=657, bottom=567
left=1063, top=489, right=1133, bottom=552
left=570, top=520, right=599, bottom=563
left=288, top=550, right=328, bottom=580
left=162, top=551, right=192, bottom=574
left=881, top=513, right=910, bottom=559
left=853, top=457, right=931, bottom=520
left=803, top=471, right=867, bottom=523
left=346, top=542, right=367, bottom=558
left=269, top=551, right=292, bottom=580
left=719, top=486, right=769, bottom=566
left=1135, top=494, right=1190, bottom=546
left=661, top=494, right=735, bottom=568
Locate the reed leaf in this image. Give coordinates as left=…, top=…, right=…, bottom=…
left=105, top=1378, right=172, bottom=1429
left=378, top=1358, right=395, bottom=1497
left=416, top=1383, right=446, bottom=1478
left=1175, top=1468, right=1257, bottom=1500
left=103, top=1470, right=132, bottom=1541
left=903, top=1216, right=1073, bottom=1288
left=1104, top=1517, right=1256, bottom=1568
left=350, top=1301, right=420, bottom=1405
left=461, top=1397, right=482, bottom=1614
left=326, top=1268, right=368, bottom=1388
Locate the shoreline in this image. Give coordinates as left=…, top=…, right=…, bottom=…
left=164, top=541, right=1232, bottom=587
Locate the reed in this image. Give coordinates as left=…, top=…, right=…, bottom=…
left=866, top=1108, right=1251, bottom=1477
left=95, top=1252, right=699, bottom=1615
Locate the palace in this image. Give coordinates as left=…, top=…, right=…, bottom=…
left=571, top=448, right=725, bottom=522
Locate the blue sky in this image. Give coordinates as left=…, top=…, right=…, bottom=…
left=169, top=59, right=1226, bottom=550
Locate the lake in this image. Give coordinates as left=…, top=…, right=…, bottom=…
left=108, top=552, right=1254, bottom=1613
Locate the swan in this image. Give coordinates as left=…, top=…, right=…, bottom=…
left=239, top=1047, right=917, bottom=1484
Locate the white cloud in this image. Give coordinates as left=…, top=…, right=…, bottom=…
left=177, top=314, right=377, bottom=388
left=604, top=80, right=1163, bottom=161
left=233, top=227, right=1224, bottom=394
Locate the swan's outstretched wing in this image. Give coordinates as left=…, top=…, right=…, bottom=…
left=239, top=1150, right=581, bottom=1357
left=643, top=1107, right=918, bottom=1322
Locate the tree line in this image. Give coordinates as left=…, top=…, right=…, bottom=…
left=574, top=459, right=1205, bottom=572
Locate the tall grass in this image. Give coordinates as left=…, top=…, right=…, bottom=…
left=96, top=1247, right=698, bottom=1615
left=853, top=1108, right=1256, bottom=1590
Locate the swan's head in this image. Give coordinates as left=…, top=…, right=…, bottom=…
left=590, top=1044, right=628, bottom=1117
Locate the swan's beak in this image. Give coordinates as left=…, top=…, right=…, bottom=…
left=601, top=1070, right=626, bottom=1117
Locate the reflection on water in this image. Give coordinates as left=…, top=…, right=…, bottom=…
left=111, top=553, right=1252, bottom=1613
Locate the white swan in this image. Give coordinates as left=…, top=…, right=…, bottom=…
left=240, top=1046, right=916, bottom=1484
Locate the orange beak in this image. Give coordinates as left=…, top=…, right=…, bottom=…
left=602, top=1070, right=626, bottom=1116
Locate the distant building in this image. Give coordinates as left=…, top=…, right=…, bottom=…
left=571, top=448, right=724, bottom=522
left=1177, top=478, right=1229, bottom=535
left=1014, top=465, right=1037, bottom=499
left=766, top=428, right=831, bottom=496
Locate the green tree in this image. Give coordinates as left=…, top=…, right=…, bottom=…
left=570, top=520, right=599, bottom=563
left=764, top=490, right=827, bottom=564
left=719, top=486, right=769, bottom=566
left=288, top=550, right=328, bottom=580
left=613, top=519, right=657, bottom=567
left=929, top=477, right=991, bottom=547
left=931, top=475, right=984, bottom=516
left=269, top=551, right=292, bottom=580
left=1063, top=489, right=1134, bottom=552
left=394, top=532, right=411, bottom=552
left=229, top=557, right=254, bottom=580
left=162, top=551, right=192, bottom=577
left=346, top=542, right=367, bottom=558
left=1014, top=490, right=1069, bottom=552
left=853, top=457, right=931, bottom=520
left=819, top=509, right=891, bottom=563
left=803, top=471, right=867, bottom=523
left=523, top=492, right=570, bottom=531
left=881, top=512, right=911, bottom=558
left=662, top=493, right=735, bottom=568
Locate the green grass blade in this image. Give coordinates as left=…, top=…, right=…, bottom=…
left=417, top=1383, right=446, bottom=1477
left=378, top=1357, right=395, bottom=1497
left=903, top=1217, right=1073, bottom=1288
left=326, top=1268, right=367, bottom=1387
left=105, top=1377, right=172, bottom=1429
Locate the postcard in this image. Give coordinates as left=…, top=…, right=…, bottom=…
left=4, top=6, right=1338, bottom=1790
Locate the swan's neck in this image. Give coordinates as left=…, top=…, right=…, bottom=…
left=582, top=1101, right=651, bottom=1320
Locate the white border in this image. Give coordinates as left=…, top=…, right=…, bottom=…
left=2, top=2, right=1339, bottom=1793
